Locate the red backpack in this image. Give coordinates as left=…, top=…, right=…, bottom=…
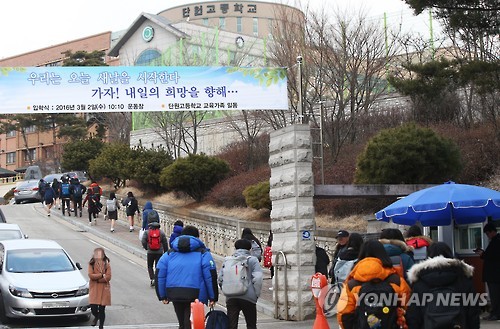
left=263, top=246, right=272, bottom=268
left=148, top=228, right=161, bottom=251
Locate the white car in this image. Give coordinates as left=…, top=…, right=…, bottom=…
left=0, top=239, right=90, bottom=323
left=0, top=224, right=27, bottom=240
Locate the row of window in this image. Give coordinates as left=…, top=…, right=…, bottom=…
left=4, top=148, right=54, bottom=164
left=5, top=125, right=39, bottom=137
left=201, top=16, right=273, bottom=36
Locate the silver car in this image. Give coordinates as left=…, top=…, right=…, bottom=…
left=13, top=179, right=42, bottom=204
left=0, top=239, right=90, bottom=323
left=0, top=224, right=27, bottom=240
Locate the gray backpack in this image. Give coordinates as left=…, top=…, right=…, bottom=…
left=250, top=240, right=262, bottom=262
left=220, top=255, right=251, bottom=296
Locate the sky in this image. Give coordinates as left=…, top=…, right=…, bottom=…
left=0, top=0, right=438, bottom=59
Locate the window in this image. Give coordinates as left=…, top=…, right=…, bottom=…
left=455, top=224, right=484, bottom=253
left=135, top=49, right=162, bottom=66
left=24, top=125, right=36, bottom=133
left=219, top=17, right=225, bottom=29
left=6, top=152, right=15, bottom=164
left=23, top=149, right=36, bottom=162
left=6, top=130, right=15, bottom=138
left=236, top=17, right=242, bottom=33
left=253, top=17, right=258, bottom=36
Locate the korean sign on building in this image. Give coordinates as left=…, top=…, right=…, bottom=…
left=182, top=2, right=257, bottom=18
left=0, top=66, right=288, bottom=113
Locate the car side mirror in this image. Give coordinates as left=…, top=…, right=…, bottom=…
left=76, top=262, right=82, bottom=270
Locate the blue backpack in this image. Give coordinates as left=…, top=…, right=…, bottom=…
left=73, top=184, right=83, bottom=198
left=61, top=183, right=70, bottom=197
left=205, top=309, right=229, bottom=329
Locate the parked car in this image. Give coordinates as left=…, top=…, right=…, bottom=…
left=63, top=171, right=87, bottom=183
left=43, top=173, right=64, bottom=185
left=0, top=224, right=27, bottom=240
left=0, top=239, right=90, bottom=323
left=13, top=180, right=42, bottom=204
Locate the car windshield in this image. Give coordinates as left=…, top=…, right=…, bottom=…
left=0, top=230, right=22, bottom=240
left=6, top=249, right=75, bottom=273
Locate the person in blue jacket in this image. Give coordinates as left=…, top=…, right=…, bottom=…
left=155, top=225, right=218, bottom=329
left=169, top=220, right=184, bottom=249
left=141, top=201, right=154, bottom=231
left=379, top=228, right=415, bottom=280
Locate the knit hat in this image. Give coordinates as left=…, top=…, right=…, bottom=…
left=234, top=239, right=252, bottom=250
left=147, top=210, right=160, bottom=224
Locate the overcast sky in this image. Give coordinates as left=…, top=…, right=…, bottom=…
left=0, top=0, right=437, bottom=59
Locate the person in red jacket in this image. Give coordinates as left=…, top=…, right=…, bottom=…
left=405, top=225, right=433, bottom=263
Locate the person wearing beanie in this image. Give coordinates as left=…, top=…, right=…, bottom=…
left=219, top=239, right=263, bottom=329
left=169, top=220, right=184, bottom=249
left=155, top=225, right=218, bottom=329
left=141, top=210, right=168, bottom=287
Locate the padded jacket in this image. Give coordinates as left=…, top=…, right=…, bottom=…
left=337, top=257, right=411, bottom=329
left=155, top=235, right=218, bottom=304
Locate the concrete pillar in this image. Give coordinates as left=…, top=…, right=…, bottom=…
left=269, top=124, right=316, bottom=321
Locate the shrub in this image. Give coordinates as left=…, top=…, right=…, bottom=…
left=217, top=134, right=270, bottom=175
left=355, top=123, right=462, bottom=184
left=206, top=166, right=270, bottom=207
left=130, top=146, right=173, bottom=192
left=159, top=154, right=230, bottom=202
left=243, top=181, right=271, bottom=210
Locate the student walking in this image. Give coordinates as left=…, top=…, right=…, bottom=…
left=406, top=242, right=480, bottom=329
left=141, top=210, right=168, bottom=287
left=105, top=192, right=120, bottom=233
left=241, top=228, right=263, bottom=261
left=88, top=247, right=111, bottom=329
left=59, top=176, right=72, bottom=216
left=169, top=220, right=184, bottom=249
left=328, top=230, right=350, bottom=283
left=155, top=225, right=218, bottom=329
left=219, top=239, right=263, bottom=329
left=122, top=192, right=140, bottom=232
left=51, top=178, right=61, bottom=210
left=69, top=178, right=86, bottom=217
left=83, top=189, right=100, bottom=226
left=43, top=182, right=56, bottom=216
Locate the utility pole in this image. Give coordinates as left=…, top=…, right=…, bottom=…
left=297, top=55, right=306, bottom=124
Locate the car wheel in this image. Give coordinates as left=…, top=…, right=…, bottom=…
left=14, top=199, right=20, bottom=204
left=0, top=297, right=11, bottom=324
left=78, top=314, right=91, bottom=322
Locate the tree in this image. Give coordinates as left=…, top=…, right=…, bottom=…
left=355, top=123, right=462, bottom=184
left=88, top=143, right=133, bottom=188
left=130, top=146, right=173, bottom=192
left=0, top=115, right=38, bottom=165
left=61, top=138, right=104, bottom=174
left=160, top=154, right=230, bottom=202
left=403, top=0, right=499, bottom=36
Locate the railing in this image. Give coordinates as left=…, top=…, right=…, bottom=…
left=274, top=250, right=291, bottom=320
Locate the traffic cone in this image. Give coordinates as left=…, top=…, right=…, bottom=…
left=312, top=296, right=330, bottom=329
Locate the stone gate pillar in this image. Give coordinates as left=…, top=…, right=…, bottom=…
left=269, top=124, right=316, bottom=321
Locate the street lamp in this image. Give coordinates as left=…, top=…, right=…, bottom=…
left=296, top=55, right=306, bottom=124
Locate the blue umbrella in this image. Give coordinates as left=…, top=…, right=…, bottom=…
left=375, top=181, right=500, bottom=226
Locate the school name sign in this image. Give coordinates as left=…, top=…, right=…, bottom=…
left=0, top=66, right=288, bottom=113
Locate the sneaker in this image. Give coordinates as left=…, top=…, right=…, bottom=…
left=129, top=226, right=134, bottom=232
left=88, top=222, right=92, bottom=226
left=79, top=212, right=82, bottom=217
left=150, top=280, right=155, bottom=287
left=47, top=213, right=50, bottom=217
left=110, top=228, right=115, bottom=233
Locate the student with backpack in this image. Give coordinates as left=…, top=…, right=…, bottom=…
left=337, top=240, right=411, bottom=329
left=241, top=228, right=263, bottom=262
left=51, top=178, right=61, bottom=210
left=122, top=191, right=140, bottom=232
left=59, top=176, right=72, bottom=216
left=380, top=228, right=415, bottom=280
left=333, top=232, right=364, bottom=285
left=405, top=225, right=433, bottom=263
left=83, top=189, right=100, bottom=226
left=219, top=239, right=263, bottom=329
left=43, top=182, right=56, bottom=216
left=406, top=242, right=480, bottom=329
left=105, top=192, right=120, bottom=233
left=140, top=210, right=168, bottom=287
left=155, top=225, right=218, bottom=329
left=69, top=178, right=86, bottom=217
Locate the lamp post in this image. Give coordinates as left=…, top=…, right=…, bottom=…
left=297, top=55, right=306, bottom=124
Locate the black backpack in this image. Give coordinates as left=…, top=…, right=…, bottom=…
left=205, top=309, right=229, bottom=329
left=350, top=273, right=400, bottom=329
left=423, top=285, right=465, bottom=329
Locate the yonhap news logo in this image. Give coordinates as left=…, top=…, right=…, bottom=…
left=317, top=284, right=488, bottom=318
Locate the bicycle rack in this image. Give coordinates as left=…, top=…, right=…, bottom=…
left=274, top=250, right=291, bottom=320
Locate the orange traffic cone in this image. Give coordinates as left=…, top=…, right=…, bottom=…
left=312, top=296, right=330, bottom=329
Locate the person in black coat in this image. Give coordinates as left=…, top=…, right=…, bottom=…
left=315, top=246, right=330, bottom=277
left=406, top=242, right=480, bottom=329
left=475, top=223, right=500, bottom=321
